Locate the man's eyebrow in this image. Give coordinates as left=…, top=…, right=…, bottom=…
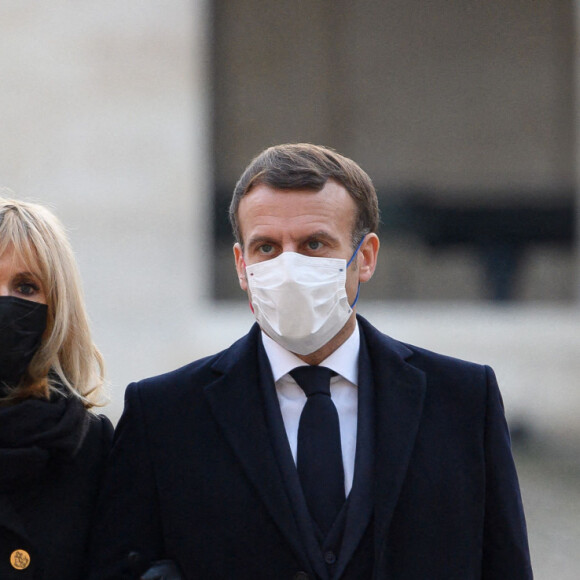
left=246, top=230, right=341, bottom=248
left=301, top=231, right=340, bottom=244
left=246, top=235, right=277, bottom=248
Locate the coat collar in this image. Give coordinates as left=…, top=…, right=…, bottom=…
left=332, top=323, right=375, bottom=579
left=356, top=316, right=427, bottom=560
left=205, top=318, right=427, bottom=576
left=204, top=324, right=312, bottom=572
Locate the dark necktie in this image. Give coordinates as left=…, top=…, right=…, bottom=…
left=290, top=366, right=345, bottom=535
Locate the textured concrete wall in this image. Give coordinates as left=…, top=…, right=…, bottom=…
left=213, top=0, right=574, bottom=194
left=212, top=0, right=576, bottom=303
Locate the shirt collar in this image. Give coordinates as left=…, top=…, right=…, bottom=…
left=261, top=321, right=360, bottom=386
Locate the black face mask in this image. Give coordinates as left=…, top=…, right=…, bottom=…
left=0, top=296, right=48, bottom=387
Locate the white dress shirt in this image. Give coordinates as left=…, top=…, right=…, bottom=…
left=261, top=323, right=359, bottom=496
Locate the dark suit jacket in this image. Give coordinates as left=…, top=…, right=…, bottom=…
left=88, top=316, right=532, bottom=579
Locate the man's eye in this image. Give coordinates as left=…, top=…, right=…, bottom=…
left=307, top=241, right=322, bottom=251
left=258, top=244, right=274, bottom=254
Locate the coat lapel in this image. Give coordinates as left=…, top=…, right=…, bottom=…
left=357, top=317, right=427, bottom=561
left=203, top=324, right=311, bottom=571
left=256, top=339, right=329, bottom=580
left=333, top=326, right=375, bottom=579
left=203, top=317, right=427, bottom=577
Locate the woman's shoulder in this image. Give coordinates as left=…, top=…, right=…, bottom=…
left=83, top=411, right=114, bottom=454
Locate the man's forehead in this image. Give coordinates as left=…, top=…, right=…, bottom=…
left=239, top=181, right=352, bottom=213
left=237, top=183, right=355, bottom=241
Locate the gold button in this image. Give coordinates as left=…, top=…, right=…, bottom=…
left=10, top=549, right=31, bottom=570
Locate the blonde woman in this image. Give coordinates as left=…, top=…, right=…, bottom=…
left=0, top=197, right=113, bottom=580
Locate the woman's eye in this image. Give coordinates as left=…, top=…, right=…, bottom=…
left=16, top=282, right=39, bottom=296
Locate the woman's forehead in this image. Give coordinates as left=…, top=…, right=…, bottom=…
left=0, top=239, right=43, bottom=277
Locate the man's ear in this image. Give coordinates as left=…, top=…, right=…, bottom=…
left=358, top=233, right=380, bottom=283
left=233, top=243, right=248, bottom=291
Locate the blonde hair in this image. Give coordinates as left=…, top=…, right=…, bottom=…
left=0, top=196, right=105, bottom=408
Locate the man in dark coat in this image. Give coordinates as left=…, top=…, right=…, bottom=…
left=88, top=144, right=532, bottom=579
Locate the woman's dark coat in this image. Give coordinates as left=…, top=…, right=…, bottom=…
left=0, top=394, right=113, bottom=580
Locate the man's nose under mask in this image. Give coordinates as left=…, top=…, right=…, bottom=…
left=245, top=247, right=360, bottom=355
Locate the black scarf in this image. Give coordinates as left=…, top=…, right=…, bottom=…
left=0, top=390, right=89, bottom=491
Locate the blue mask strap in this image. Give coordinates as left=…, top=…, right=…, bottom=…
left=350, top=284, right=361, bottom=309
left=346, top=235, right=366, bottom=308
left=346, top=235, right=366, bottom=268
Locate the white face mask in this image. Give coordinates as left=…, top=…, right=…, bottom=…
left=245, top=248, right=360, bottom=355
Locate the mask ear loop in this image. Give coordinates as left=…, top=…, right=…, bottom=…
left=346, top=235, right=367, bottom=309
left=240, top=258, right=255, bottom=313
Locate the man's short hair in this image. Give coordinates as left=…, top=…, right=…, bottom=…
left=229, top=143, right=380, bottom=248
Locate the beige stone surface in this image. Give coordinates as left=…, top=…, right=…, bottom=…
left=0, top=1, right=210, bottom=405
